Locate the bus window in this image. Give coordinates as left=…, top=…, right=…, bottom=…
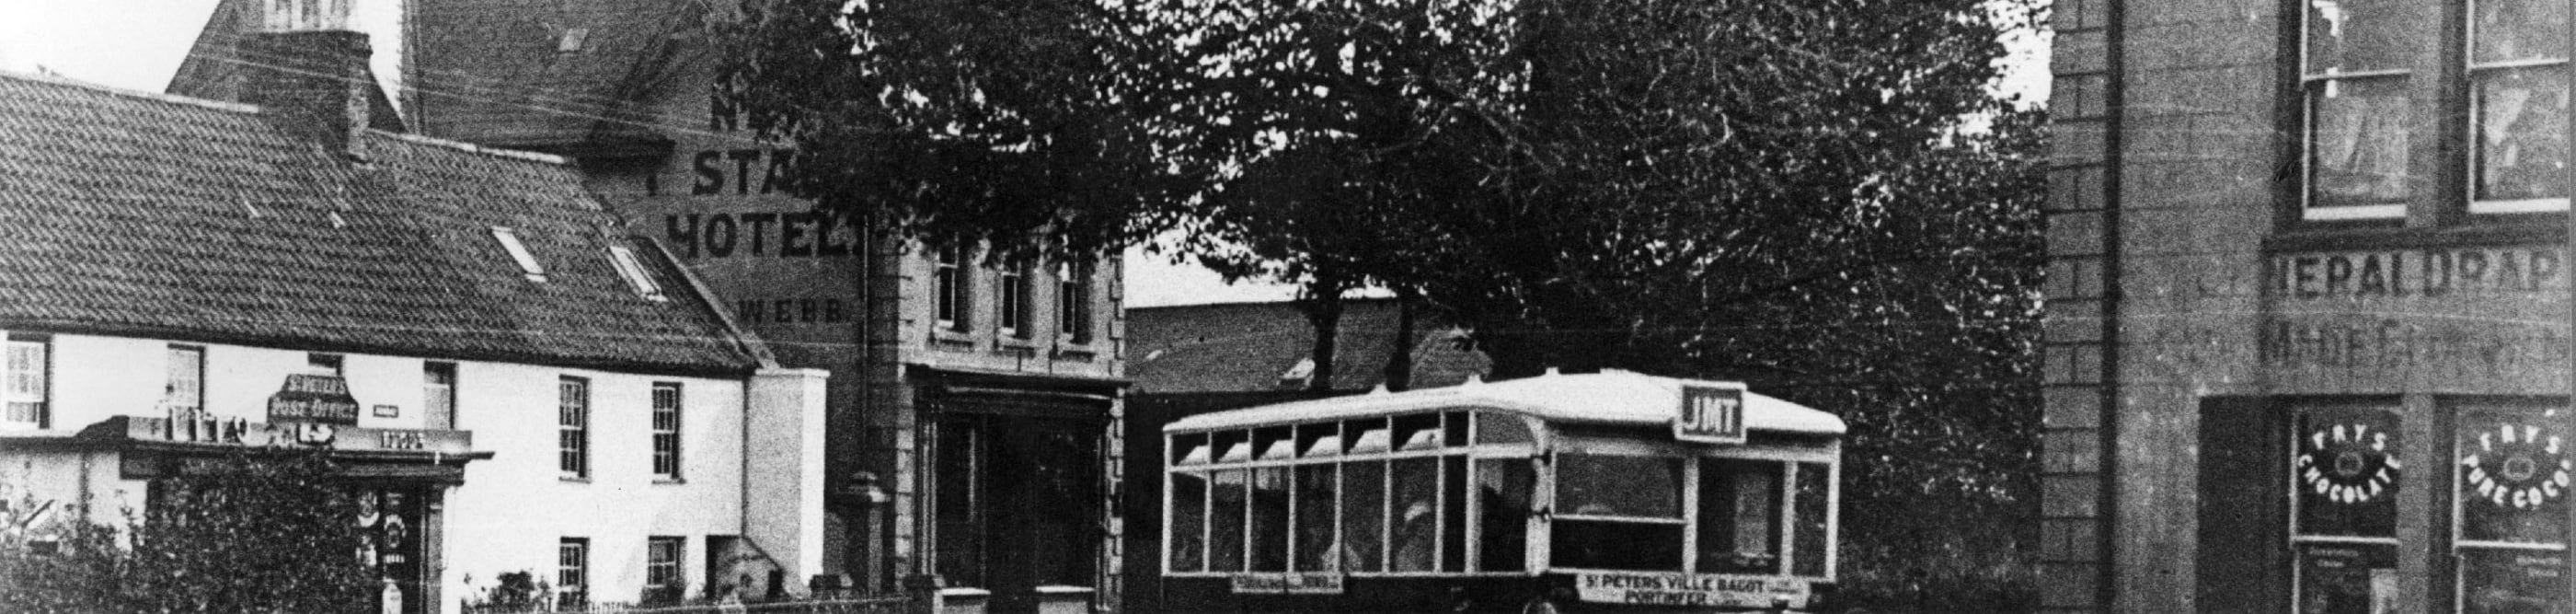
left=1390, top=457, right=1441, bottom=571
left=1252, top=468, right=1290, bottom=572
left=1551, top=454, right=1684, bottom=571
left=1443, top=411, right=1470, bottom=449
left=1558, top=455, right=1681, bottom=518
left=1475, top=458, right=1532, bottom=572
left=1395, top=413, right=1443, bottom=451
left=1215, top=431, right=1251, bottom=464
left=1343, top=459, right=1386, bottom=572
left=1294, top=464, right=1337, bottom=572
left=1697, top=459, right=1783, bottom=573
left=1256, top=427, right=1294, bottom=461
left=1794, top=463, right=1832, bottom=577
left=1347, top=419, right=1391, bottom=454
left=1170, top=471, right=1207, bottom=572
left=1212, top=469, right=1248, bottom=572
left=1441, top=456, right=1468, bottom=572
left=1173, top=434, right=1210, bottom=466
left=1298, top=423, right=1340, bottom=458
left=1476, top=411, right=1532, bottom=445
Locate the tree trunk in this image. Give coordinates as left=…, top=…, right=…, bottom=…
left=1298, top=272, right=1350, bottom=392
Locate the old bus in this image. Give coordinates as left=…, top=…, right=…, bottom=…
left=1156, top=370, right=1845, bottom=612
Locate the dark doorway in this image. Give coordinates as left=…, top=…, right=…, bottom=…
left=935, top=410, right=1104, bottom=614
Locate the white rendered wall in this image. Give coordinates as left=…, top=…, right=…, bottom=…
left=0, top=330, right=758, bottom=614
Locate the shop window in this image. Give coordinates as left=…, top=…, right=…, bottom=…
left=1697, top=459, right=1785, bottom=573
left=2290, top=404, right=2401, bottom=612
left=558, top=538, right=590, bottom=608
left=646, top=537, right=684, bottom=601
left=559, top=377, right=590, bottom=480
left=1057, top=261, right=1094, bottom=344
left=424, top=362, right=455, bottom=430
left=165, top=345, right=203, bottom=413
left=652, top=382, right=683, bottom=480
left=2454, top=402, right=2570, bottom=612
left=5, top=336, right=49, bottom=429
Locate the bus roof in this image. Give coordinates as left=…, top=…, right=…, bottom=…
left=1163, top=370, right=1846, bottom=436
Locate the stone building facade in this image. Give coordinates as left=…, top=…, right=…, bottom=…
left=2044, top=1, right=2570, bottom=611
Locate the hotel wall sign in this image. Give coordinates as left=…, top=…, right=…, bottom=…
left=269, top=374, right=361, bottom=425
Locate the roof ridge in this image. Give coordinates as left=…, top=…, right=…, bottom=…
left=367, top=128, right=572, bottom=166
left=0, top=68, right=261, bottom=114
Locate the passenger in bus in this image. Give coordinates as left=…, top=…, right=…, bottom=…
left=1393, top=502, right=1438, bottom=571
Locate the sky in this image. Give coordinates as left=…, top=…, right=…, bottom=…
left=0, top=0, right=2045, bottom=308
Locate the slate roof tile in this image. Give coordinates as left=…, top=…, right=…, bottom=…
left=0, top=71, right=761, bottom=375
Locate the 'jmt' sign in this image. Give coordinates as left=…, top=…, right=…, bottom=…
left=1673, top=385, right=1745, bottom=445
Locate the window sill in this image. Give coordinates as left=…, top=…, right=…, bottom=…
left=652, top=478, right=685, bottom=485
left=559, top=477, right=591, bottom=483
left=929, top=329, right=978, bottom=350
left=2266, top=221, right=2565, bottom=253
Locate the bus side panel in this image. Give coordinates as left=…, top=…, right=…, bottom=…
left=1156, top=576, right=1548, bottom=613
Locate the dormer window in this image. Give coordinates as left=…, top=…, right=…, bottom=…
left=606, top=245, right=668, bottom=301
left=490, top=227, right=547, bottom=283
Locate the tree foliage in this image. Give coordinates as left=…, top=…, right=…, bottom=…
left=0, top=452, right=378, bottom=613
left=717, top=0, right=2043, bottom=607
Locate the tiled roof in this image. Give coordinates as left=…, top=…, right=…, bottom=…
left=1126, top=299, right=1491, bottom=394
left=404, top=0, right=701, bottom=151
left=0, top=71, right=764, bottom=375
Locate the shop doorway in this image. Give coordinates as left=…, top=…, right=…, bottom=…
left=934, top=411, right=1104, bottom=614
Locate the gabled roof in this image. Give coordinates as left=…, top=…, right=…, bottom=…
left=1165, top=370, right=1846, bottom=436
left=167, top=0, right=408, bottom=133
left=1126, top=298, right=1492, bottom=394
left=402, top=0, right=701, bottom=152
left=0, top=71, right=765, bottom=375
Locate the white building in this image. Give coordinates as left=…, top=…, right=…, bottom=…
left=0, top=24, right=828, bottom=613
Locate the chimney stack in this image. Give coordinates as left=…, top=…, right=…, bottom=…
left=240, top=0, right=370, bottom=157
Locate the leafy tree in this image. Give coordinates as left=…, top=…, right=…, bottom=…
left=0, top=452, right=379, bottom=613
left=716, top=0, right=2043, bottom=607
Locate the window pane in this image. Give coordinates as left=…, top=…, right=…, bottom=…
left=2294, top=406, right=2399, bottom=538
left=1441, top=456, right=1466, bottom=572
left=1211, top=469, right=1248, bottom=572
left=2295, top=543, right=2397, bottom=614
left=2462, top=550, right=2569, bottom=614
left=2457, top=406, right=2570, bottom=545
left=2475, top=0, right=2570, bottom=64
left=1389, top=458, right=1440, bottom=572
left=2306, top=0, right=2416, bottom=75
left=1341, top=460, right=1386, bottom=573
left=1294, top=464, right=1337, bottom=572
left=2475, top=66, right=2570, bottom=204
left=2308, top=77, right=2412, bottom=210
left=1549, top=521, right=1684, bottom=571
left=1558, top=454, right=1682, bottom=518
left=1793, top=463, right=1832, bottom=577
left=166, top=347, right=202, bottom=410
left=1474, top=458, right=1532, bottom=572
left=1170, top=471, right=1207, bottom=573
left=1250, top=467, right=1290, bottom=572
left=1476, top=412, right=1532, bottom=445
left=1697, top=459, right=1782, bottom=574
